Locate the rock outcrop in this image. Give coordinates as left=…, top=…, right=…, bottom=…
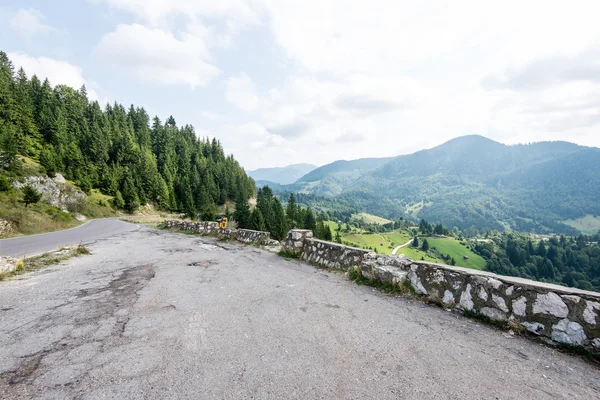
left=0, top=257, right=19, bottom=275
left=12, top=174, right=84, bottom=212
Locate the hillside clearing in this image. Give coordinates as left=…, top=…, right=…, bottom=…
left=352, top=212, right=392, bottom=224
left=564, top=215, right=600, bottom=234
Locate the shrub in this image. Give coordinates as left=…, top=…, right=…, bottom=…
left=0, top=176, right=11, bottom=192
left=22, top=185, right=42, bottom=207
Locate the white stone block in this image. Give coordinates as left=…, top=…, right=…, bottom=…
left=583, top=301, right=599, bottom=326
left=459, top=284, right=474, bottom=311
left=551, top=319, right=587, bottom=346
left=478, top=287, right=488, bottom=301
left=481, top=307, right=506, bottom=321
left=492, top=294, right=509, bottom=313
left=532, top=292, right=568, bottom=318
left=442, top=290, right=455, bottom=305
left=512, top=296, right=527, bottom=317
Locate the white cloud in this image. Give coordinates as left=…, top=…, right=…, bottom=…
left=8, top=52, right=98, bottom=101
left=93, top=23, right=221, bottom=88
left=91, top=0, right=600, bottom=168
left=200, top=111, right=224, bottom=121
left=226, top=73, right=260, bottom=112
left=9, top=8, right=55, bottom=39
left=92, top=0, right=262, bottom=28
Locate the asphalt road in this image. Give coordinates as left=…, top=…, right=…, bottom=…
left=0, top=219, right=139, bottom=258
left=0, top=227, right=598, bottom=399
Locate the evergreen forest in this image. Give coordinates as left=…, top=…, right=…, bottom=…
left=0, top=51, right=255, bottom=217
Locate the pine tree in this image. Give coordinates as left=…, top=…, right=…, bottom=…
left=537, top=241, right=547, bottom=258
left=324, top=225, right=333, bottom=241
left=286, top=193, right=297, bottom=228
left=270, top=198, right=288, bottom=240
left=421, top=238, right=430, bottom=252
left=122, top=176, right=140, bottom=214
left=334, top=231, right=342, bottom=244
left=412, top=236, right=419, bottom=247
left=304, top=208, right=317, bottom=231
left=113, top=190, right=125, bottom=209
left=249, top=208, right=266, bottom=232
left=22, top=185, right=42, bottom=207
left=233, top=191, right=251, bottom=229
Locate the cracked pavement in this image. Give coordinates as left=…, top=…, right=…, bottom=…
left=0, top=228, right=599, bottom=399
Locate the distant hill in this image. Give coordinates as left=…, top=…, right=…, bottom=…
left=271, top=135, right=600, bottom=235
left=289, top=157, right=394, bottom=197
left=248, top=164, right=317, bottom=185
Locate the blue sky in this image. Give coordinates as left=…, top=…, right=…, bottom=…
left=1, top=1, right=600, bottom=170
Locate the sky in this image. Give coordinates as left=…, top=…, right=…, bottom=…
left=1, top=1, right=600, bottom=170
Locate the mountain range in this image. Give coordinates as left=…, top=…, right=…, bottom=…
left=261, top=135, right=600, bottom=235
left=247, top=164, right=317, bottom=185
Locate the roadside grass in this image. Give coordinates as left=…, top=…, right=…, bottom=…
left=83, top=189, right=116, bottom=219
left=348, top=267, right=416, bottom=296
left=0, top=191, right=82, bottom=238
left=0, top=157, right=116, bottom=237
left=278, top=250, right=300, bottom=259
left=0, top=245, right=90, bottom=281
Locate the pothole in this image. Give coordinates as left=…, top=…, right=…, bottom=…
left=187, top=260, right=215, bottom=268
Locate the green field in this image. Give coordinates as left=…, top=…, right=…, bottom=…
left=564, top=215, right=600, bottom=234
left=427, top=238, right=486, bottom=270
left=320, top=218, right=484, bottom=270
left=352, top=212, right=392, bottom=225
left=394, top=246, right=441, bottom=263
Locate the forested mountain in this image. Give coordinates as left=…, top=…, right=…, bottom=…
left=0, top=51, right=254, bottom=216
left=248, top=163, right=317, bottom=185
left=270, top=135, right=599, bottom=235
left=288, top=157, right=394, bottom=197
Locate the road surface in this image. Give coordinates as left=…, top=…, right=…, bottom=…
left=0, top=228, right=598, bottom=399
left=0, top=219, right=139, bottom=258
left=392, top=239, right=413, bottom=254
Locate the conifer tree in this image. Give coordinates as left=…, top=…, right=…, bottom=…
left=304, top=208, right=317, bottom=231
left=233, top=191, right=251, bottom=229
left=250, top=208, right=266, bottom=232
left=286, top=193, right=298, bottom=227
left=271, top=198, right=288, bottom=240
left=22, top=185, right=42, bottom=207
left=412, top=236, right=419, bottom=247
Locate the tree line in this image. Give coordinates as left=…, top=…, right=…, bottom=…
left=233, top=188, right=334, bottom=242
left=0, top=51, right=255, bottom=215
left=475, top=232, right=600, bottom=291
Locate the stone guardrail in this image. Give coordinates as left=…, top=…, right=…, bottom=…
left=164, top=220, right=270, bottom=245
left=282, top=229, right=600, bottom=350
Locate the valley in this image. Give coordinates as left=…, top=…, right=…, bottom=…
left=265, top=136, right=600, bottom=237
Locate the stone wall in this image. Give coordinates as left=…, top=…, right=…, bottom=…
left=286, top=229, right=600, bottom=350
left=164, top=220, right=270, bottom=245
left=301, top=238, right=371, bottom=270
left=281, top=230, right=314, bottom=254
